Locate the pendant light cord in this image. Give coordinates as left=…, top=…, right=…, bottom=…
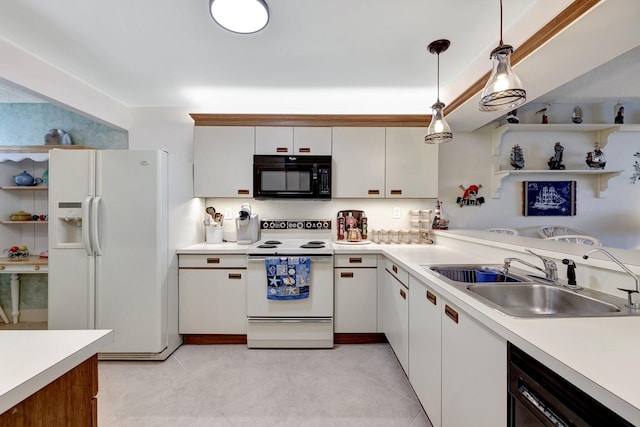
left=436, top=52, right=440, bottom=102
left=499, top=0, right=504, bottom=46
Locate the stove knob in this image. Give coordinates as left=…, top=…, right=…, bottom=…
left=297, top=221, right=304, bottom=229
left=306, top=222, right=312, bottom=229
left=279, top=221, right=286, bottom=229
left=315, top=221, right=321, bottom=229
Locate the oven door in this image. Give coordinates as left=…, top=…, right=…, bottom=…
left=247, top=254, right=334, bottom=317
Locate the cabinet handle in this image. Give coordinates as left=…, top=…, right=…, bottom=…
left=390, top=189, right=403, bottom=195
left=276, top=147, right=289, bottom=153
left=392, top=264, right=398, bottom=274
left=34, top=265, right=40, bottom=271
left=399, top=289, right=407, bottom=300
left=340, top=272, right=354, bottom=278
left=298, top=147, right=311, bottom=153
left=445, top=304, right=459, bottom=324
left=426, top=290, right=437, bottom=305
left=237, top=189, right=250, bottom=195
left=207, top=258, right=221, bottom=264
left=228, top=273, right=242, bottom=279
left=349, top=257, right=362, bottom=264
left=0, top=266, right=4, bottom=271
left=368, top=189, right=380, bottom=195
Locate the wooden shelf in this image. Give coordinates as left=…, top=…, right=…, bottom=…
left=491, top=167, right=622, bottom=199
left=0, top=221, right=48, bottom=224
left=0, top=185, right=48, bottom=190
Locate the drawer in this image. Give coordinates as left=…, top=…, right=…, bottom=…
left=385, top=258, right=409, bottom=286
left=334, top=254, right=377, bottom=268
left=179, top=254, right=247, bottom=268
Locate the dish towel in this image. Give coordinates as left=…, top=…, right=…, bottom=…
left=265, top=256, right=310, bottom=300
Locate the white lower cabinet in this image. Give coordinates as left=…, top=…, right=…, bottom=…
left=409, top=275, right=507, bottom=427
left=334, top=254, right=377, bottom=333
left=178, top=254, right=247, bottom=334
left=380, top=258, right=409, bottom=373
left=408, top=276, right=441, bottom=427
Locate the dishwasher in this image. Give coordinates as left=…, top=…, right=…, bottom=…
left=508, top=343, right=633, bottom=426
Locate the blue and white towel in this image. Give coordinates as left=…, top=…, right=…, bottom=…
left=265, top=256, right=310, bottom=300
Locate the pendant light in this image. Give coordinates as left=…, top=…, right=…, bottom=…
left=479, top=0, right=526, bottom=112
left=209, top=0, right=269, bottom=34
left=425, top=39, right=453, bottom=144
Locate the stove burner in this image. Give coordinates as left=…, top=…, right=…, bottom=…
left=257, top=244, right=278, bottom=248
left=264, top=240, right=282, bottom=245
left=300, top=243, right=325, bottom=249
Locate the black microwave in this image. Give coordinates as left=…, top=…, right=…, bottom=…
left=253, top=155, right=332, bottom=199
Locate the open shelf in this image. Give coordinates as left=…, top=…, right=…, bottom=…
left=0, top=186, right=48, bottom=191
left=491, top=167, right=622, bottom=199
left=0, top=221, right=48, bottom=224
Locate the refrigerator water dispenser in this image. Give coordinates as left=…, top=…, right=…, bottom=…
left=53, top=201, right=83, bottom=247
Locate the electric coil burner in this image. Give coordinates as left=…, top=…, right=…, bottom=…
left=246, top=219, right=334, bottom=348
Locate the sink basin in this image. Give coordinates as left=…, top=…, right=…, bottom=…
left=427, top=264, right=530, bottom=283
left=466, top=283, right=621, bottom=317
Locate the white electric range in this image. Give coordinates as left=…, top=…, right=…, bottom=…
left=246, top=219, right=334, bottom=349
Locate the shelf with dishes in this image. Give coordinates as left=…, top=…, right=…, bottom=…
left=491, top=166, right=622, bottom=199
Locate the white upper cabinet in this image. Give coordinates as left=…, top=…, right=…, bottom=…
left=385, top=127, right=438, bottom=198
left=332, top=127, right=386, bottom=198
left=193, top=126, right=254, bottom=197
left=255, top=127, right=331, bottom=155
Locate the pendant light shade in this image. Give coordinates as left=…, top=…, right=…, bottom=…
left=209, top=0, right=269, bottom=34
left=479, top=0, right=526, bottom=112
left=425, top=39, right=453, bottom=144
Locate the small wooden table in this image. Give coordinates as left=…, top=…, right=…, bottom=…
left=0, top=256, right=48, bottom=324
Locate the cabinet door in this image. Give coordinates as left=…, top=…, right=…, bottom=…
left=385, top=127, right=438, bottom=198
left=441, top=301, right=507, bottom=427
left=293, top=127, right=332, bottom=155
left=383, top=269, right=409, bottom=373
left=179, top=268, right=247, bottom=334
left=332, top=127, right=385, bottom=198
left=193, top=126, right=254, bottom=197
left=334, top=267, right=377, bottom=333
left=408, top=276, right=442, bottom=427
left=255, top=126, right=294, bottom=154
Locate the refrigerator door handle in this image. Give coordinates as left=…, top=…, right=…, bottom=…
left=91, top=196, right=103, bottom=256
left=82, top=196, right=93, bottom=255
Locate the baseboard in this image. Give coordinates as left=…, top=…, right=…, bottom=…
left=182, top=333, right=388, bottom=345
left=334, top=333, right=388, bottom=344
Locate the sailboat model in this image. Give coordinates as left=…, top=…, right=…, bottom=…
left=532, top=185, right=566, bottom=210
left=510, top=144, right=524, bottom=169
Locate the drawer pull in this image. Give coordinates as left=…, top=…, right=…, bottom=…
left=349, top=257, right=363, bottom=264
left=445, top=304, right=459, bottom=324
left=276, top=147, right=289, bottom=153
left=368, top=189, right=380, bottom=195
left=392, top=264, right=398, bottom=274
left=340, top=272, right=354, bottom=278
left=390, top=189, right=402, bottom=195
left=426, top=290, right=437, bottom=305
left=399, top=289, right=407, bottom=300
left=298, top=147, right=311, bottom=153
left=34, top=265, right=40, bottom=271
left=237, top=189, right=250, bottom=195
left=207, top=258, right=221, bottom=264
left=228, top=273, right=242, bottom=279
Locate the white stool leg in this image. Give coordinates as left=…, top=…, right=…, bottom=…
left=10, top=273, right=19, bottom=324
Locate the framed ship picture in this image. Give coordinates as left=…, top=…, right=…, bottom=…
left=523, top=181, right=576, bottom=216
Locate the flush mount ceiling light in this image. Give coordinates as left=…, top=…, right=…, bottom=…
left=479, top=0, right=526, bottom=112
left=209, top=0, right=269, bottom=34
left=425, top=39, right=453, bottom=144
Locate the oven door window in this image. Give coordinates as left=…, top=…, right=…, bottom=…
left=260, top=170, right=311, bottom=193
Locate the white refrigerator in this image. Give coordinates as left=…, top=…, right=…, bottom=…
left=48, top=149, right=195, bottom=360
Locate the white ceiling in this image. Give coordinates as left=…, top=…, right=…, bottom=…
left=0, top=0, right=638, bottom=129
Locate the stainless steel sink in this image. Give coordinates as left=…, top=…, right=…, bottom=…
left=422, top=264, right=634, bottom=318
left=466, top=283, right=621, bottom=317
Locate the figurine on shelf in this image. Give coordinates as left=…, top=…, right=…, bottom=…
left=536, top=104, right=551, bottom=124
left=614, top=102, right=624, bottom=124
left=585, top=142, right=606, bottom=169
left=510, top=144, right=524, bottom=170
left=506, top=109, right=519, bottom=124
left=571, top=105, right=583, bottom=124
left=547, top=142, right=566, bottom=170
left=432, top=200, right=449, bottom=230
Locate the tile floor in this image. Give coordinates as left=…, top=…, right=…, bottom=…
left=98, top=344, right=433, bottom=427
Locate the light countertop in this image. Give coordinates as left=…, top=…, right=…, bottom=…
left=0, top=329, right=114, bottom=414
left=177, top=238, right=640, bottom=423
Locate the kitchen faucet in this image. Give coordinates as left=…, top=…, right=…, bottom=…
left=503, top=248, right=558, bottom=282
left=583, top=248, right=640, bottom=309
